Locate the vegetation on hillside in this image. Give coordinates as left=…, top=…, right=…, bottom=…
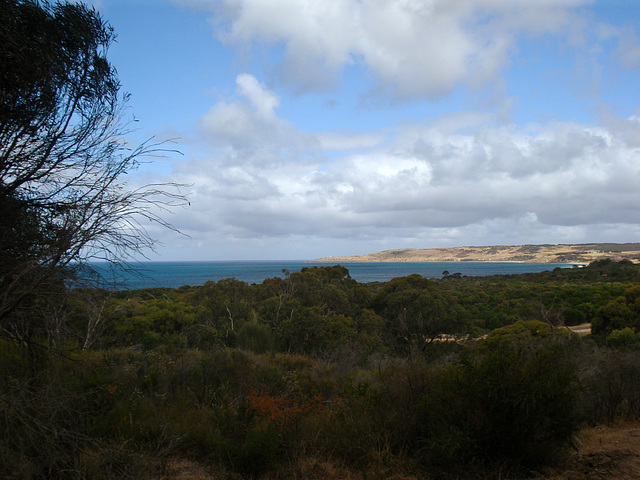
left=2, top=260, right=640, bottom=479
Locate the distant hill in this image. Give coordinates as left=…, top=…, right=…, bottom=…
left=312, top=243, right=640, bottom=264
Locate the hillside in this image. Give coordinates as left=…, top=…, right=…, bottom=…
left=312, top=243, right=640, bottom=263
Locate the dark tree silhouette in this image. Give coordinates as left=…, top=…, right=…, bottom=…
left=0, top=0, right=186, bottom=339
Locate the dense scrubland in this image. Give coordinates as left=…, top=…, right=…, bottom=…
left=2, top=259, right=640, bottom=479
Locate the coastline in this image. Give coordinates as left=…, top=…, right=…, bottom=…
left=316, top=258, right=587, bottom=264
left=311, top=243, right=640, bottom=264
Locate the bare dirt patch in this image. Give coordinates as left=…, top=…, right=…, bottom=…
left=159, top=459, right=218, bottom=480
left=535, top=422, right=640, bottom=480
left=564, top=323, right=592, bottom=336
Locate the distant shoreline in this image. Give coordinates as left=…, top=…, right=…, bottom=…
left=316, top=259, right=588, bottom=264
left=315, top=259, right=589, bottom=265
left=311, top=243, right=640, bottom=264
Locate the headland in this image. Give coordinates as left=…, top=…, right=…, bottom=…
left=311, top=243, right=640, bottom=264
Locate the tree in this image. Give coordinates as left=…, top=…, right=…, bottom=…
left=0, top=0, right=185, bottom=340
left=372, top=275, right=465, bottom=355
left=592, top=295, right=636, bottom=338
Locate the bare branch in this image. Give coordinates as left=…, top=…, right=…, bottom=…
left=0, top=0, right=189, bottom=343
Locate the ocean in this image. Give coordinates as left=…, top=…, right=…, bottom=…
left=90, top=261, right=576, bottom=290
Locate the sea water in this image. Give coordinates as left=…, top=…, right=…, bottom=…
left=89, top=261, right=575, bottom=290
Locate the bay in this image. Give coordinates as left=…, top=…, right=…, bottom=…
left=90, top=261, right=577, bottom=290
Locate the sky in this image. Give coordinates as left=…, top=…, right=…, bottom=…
left=91, top=0, right=640, bottom=261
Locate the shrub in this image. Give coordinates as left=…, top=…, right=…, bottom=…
left=411, top=334, right=579, bottom=474
left=581, top=349, right=640, bottom=422
left=607, top=327, right=640, bottom=349
left=237, top=322, right=274, bottom=354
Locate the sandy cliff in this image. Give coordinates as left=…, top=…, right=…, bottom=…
left=312, top=243, right=640, bottom=263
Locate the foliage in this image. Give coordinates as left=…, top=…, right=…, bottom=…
left=0, top=0, right=185, bottom=343
left=409, top=331, right=579, bottom=474
left=580, top=348, right=640, bottom=422
left=237, top=322, right=274, bottom=353
left=372, top=274, right=465, bottom=355
left=606, top=327, right=640, bottom=349
left=2, top=261, right=640, bottom=477
left=40, top=261, right=637, bottom=358
left=593, top=285, right=640, bottom=337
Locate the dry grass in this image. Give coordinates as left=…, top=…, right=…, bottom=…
left=153, top=457, right=423, bottom=480
left=535, top=422, right=640, bottom=480
left=153, top=422, right=640, bottom=480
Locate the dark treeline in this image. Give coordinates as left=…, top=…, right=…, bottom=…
left=2, top=259, right=640, bottom=479
left=65, top=258, right=640, bottom=355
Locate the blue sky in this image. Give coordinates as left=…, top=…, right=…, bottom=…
left=92, top=0, right=640, bottom=261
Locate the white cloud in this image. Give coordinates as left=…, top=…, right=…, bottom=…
left=198, top=74, right=310, bottom=161
left=145, top=1, right=640, bottom=259
left=316, top=132, right=384, bottom=151
left=235, top=73, right=279, bottom=119
left=148, top=73, right=640, bottom=259
left=175, top=0, right=593, bottom=99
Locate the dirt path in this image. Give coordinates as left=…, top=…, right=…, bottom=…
left=565, top=323, right=591, bottom=336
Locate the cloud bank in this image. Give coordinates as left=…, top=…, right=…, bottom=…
left=151, top=73, right=640, bottom=259
left=151, top=0, right=640, bottom=260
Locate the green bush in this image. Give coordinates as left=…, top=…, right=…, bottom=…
left=607, top=327, right=640, bottom=349
left=237, top=322, right=274, bottom=354
left=411, top=334, right=579, bottom=474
